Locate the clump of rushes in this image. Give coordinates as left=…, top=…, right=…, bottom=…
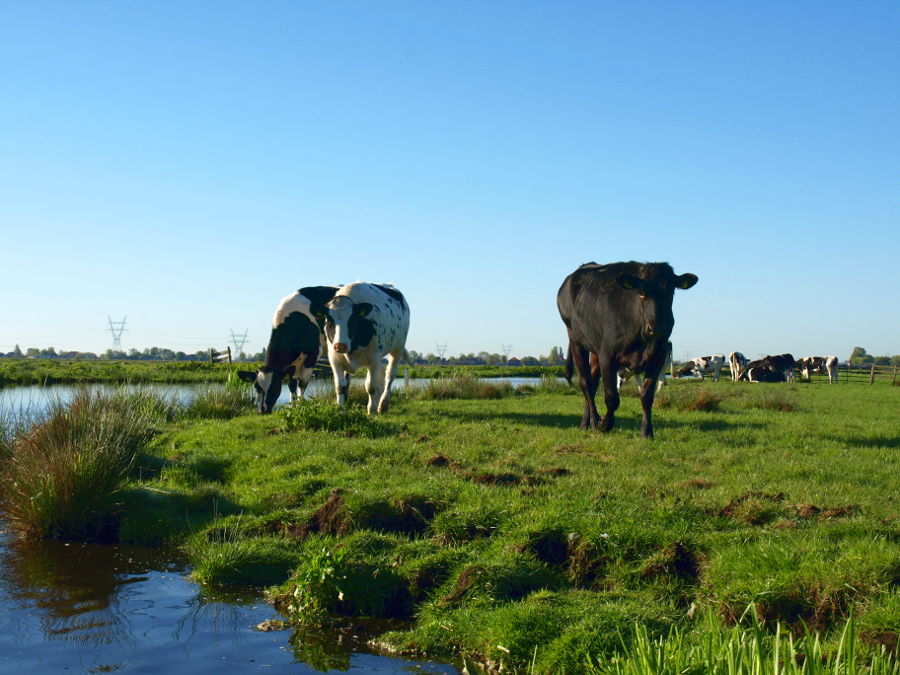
left=278, top=398, right=394, bottom=437
left=181, top=386, right=256, bottom=419
left=585, top=609, right=900, bottom=675
left=745, top=389, right=799, bottom=412
left=0, top=388, right=158, bottom=541
left=416, top=373, right=516, bottom=400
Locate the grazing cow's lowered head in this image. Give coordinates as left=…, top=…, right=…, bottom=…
left=238, top=286, right=338, bottom=414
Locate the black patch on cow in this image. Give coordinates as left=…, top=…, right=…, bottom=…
left=375, top=284, right=407, bottom=308
left=266, top=311, right=320, bottom=369
left=348, top=313, right=376, bottom=352
left=300, top=286, right=338, bottom=328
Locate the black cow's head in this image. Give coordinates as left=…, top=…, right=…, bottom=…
left=615, top=271, right=698, bottom=341
left=237, top=367, right=284, bottom=414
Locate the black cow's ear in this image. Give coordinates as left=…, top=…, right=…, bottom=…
left=675, top=273, right=699, bottom=289
left=355, top=302, right=373, bottom=316
left=616, top=274, right=642, bottom=291
left=237, top=370, right=257, bottom=383
left=310, top=304, right=326, bottom=319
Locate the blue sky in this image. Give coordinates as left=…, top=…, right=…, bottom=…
left=2, top=2, right=898, bottom=361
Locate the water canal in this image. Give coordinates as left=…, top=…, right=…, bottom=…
left=0, top=383, right=468, bottom=673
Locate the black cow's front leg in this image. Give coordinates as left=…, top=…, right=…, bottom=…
left=571, top=343, right=600, bottom=429
left=598, top=358, right=620, bottom=432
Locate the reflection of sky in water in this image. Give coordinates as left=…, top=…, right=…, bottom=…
left=0, top=533, right=456, bottom=673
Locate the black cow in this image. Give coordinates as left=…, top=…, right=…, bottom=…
left=557, top=261, right=698, bottom=438
left=238, top=286, right=338, bottom=413
left=742, top=353, right=796, bottom=383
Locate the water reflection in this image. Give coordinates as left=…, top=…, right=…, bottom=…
left=0, top=531, right=456, bottom=673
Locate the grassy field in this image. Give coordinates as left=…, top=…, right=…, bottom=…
left=0, top=358, right=561, bottom=386
left=3, top=377, right=898, bottom=672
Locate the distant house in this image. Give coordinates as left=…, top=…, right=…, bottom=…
left=507, top=357, right=521, bottom=367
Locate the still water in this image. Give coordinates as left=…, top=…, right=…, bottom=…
left=0, top=382, right=469, bottom=673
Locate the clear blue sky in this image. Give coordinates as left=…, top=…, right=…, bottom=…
left=2, top=2, right=898, bottom=361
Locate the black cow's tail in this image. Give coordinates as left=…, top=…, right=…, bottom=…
left=564, top=344, right=574, bottom=384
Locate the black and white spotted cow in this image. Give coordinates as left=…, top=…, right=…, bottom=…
left=728, top=351, right=748, bottom=382
left=319, top=282, right=410, bottom=415
left=617, top=341, right=673, bottom=393
left=742, top=353, right=797, bottom=383
left=676, top=354, right=725, bottom=381
left=797, top=355, right=838, bottom=384
left=238, top=286, right=338, bottom=414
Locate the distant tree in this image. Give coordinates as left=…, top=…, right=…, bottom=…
left=849, top=347, right=873, bottom=365
left=12, top=344, right=23, bottom=358
left=892, top=355, right=900, bottom=367
left=521, top=356, right=540, bottom=366
left=547, top=346, right=565, bottom=365
left=873, top=355, right=891, bottom=366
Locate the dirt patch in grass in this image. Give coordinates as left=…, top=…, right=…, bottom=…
left=514, top=530, right=570, bottom=567
left=641, top=542, right=702, bottom=581
left=719, top=492, right=786, bottom=525
left=862, top=629, right=898, bottom=655
left=793, top=503, right=860, bottom=521
left=566, top=534, right=613, bottom=589
left=680, top=478, right=714, bottom=490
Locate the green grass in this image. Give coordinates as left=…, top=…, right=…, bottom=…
left=4, top=378, right=898, bottom=671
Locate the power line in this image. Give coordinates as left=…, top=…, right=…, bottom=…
left=107, top=316, right=128, bottom=350
left=435, top=342, right=447, bottom=361
left=230, top=329, right=249, bottom=356
left=501, top=344, right=512, bottom=358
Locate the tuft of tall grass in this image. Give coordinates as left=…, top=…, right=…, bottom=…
left=278, top=398, right=394, bottom=437
left=181, top=386, right=256, bottom=419
left=744, top=389, right=799, bottom=412
left=416, top=373, right=516, bottom=400
left=655, top=386, right=722, bottom=412
left=0, top=388, right=159, bottom=541
left=584, top=610, right=899, bottom=675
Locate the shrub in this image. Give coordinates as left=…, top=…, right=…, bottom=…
left=0, top=388, right=158, bottom=541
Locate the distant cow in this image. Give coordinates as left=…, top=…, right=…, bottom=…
left=557, top=261, right=698, bottom=438
left=728, top=351, right=748, bottom=382
left=238, top=286, right=338, bottom=414
left=319, top=282, right=410, bottom=414
left=742, top=353, right=796, bottom=383
left=676, top=354, right=725, bottom=381
left=616, top=341, right=673, bottom=393
left=797, top=355, right=838, bottom=384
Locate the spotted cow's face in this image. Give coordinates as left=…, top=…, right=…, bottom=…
left=237, top=367, right=283, bottom=414
left=322, top=297, right=373, bottom=354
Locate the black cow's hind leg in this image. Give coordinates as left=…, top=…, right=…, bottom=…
left=570, top=343, right=600, bottom=429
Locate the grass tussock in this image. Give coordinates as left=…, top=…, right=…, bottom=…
left=181, top=386, right=256, bottom=419
left=0, top=389, right=159, bottom=541
left=416, top=373, right=516, bottom=400
left=655, top=386, right=722, bottom=411
left=278, top=398, right=395, bottom=437
left=745, top=389, right=800, bottom=412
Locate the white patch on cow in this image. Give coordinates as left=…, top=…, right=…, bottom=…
left=257, top=370, right=275, bottom=395
left=272, top=291, right=317, bottom=328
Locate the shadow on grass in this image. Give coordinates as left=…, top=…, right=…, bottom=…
left=828, top=435, right=900, bottom=449
left=433, top=409, right=762, bottom=434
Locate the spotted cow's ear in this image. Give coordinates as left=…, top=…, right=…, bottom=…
left=615, top=274, right=642, bottom=291
left=237, top=370, right=257, bottom=383
left=675, top=273, right=699, bottom=290
left=355, top=302, right=373, bottom=317
left=310, top=305, right=326, bottom=319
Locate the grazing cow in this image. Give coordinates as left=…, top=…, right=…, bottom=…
left=728, top=351, right=748, bottom=382
left=675, top=354, right=725, bottom=381
left=238, top=286, right=338, bottom=414
left=557, top=261, right=698, bottom=438
left=797, top=355, right=838, bottom=384
left=616, top=341, right=673, bottom=393
left=742, top=353, right=796, bottom=383
left=319, top=282, right=410, bottom=414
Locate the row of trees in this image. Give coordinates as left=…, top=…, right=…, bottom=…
left=407, top=346, right=566, bottom=366
left=848, top=347, right=900, bottom=367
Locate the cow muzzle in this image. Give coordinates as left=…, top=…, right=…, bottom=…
left=334, top=342, right=349, bottom=354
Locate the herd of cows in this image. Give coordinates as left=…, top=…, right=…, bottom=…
left=238, top=261, right=836, bottom=439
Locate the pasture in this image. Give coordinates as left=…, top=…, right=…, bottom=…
left=104, top=377, right=897, bottom=672
left=2, top=376, right=897, bottom=672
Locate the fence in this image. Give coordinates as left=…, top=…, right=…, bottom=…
left=209, top=346, right=232, bottom=364
left=836, top=363, right=898, bottom=385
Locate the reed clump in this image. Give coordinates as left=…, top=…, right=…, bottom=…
left=416, top=373, right=516, bottom=400
left=0, top=388, right=158, bottom=541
